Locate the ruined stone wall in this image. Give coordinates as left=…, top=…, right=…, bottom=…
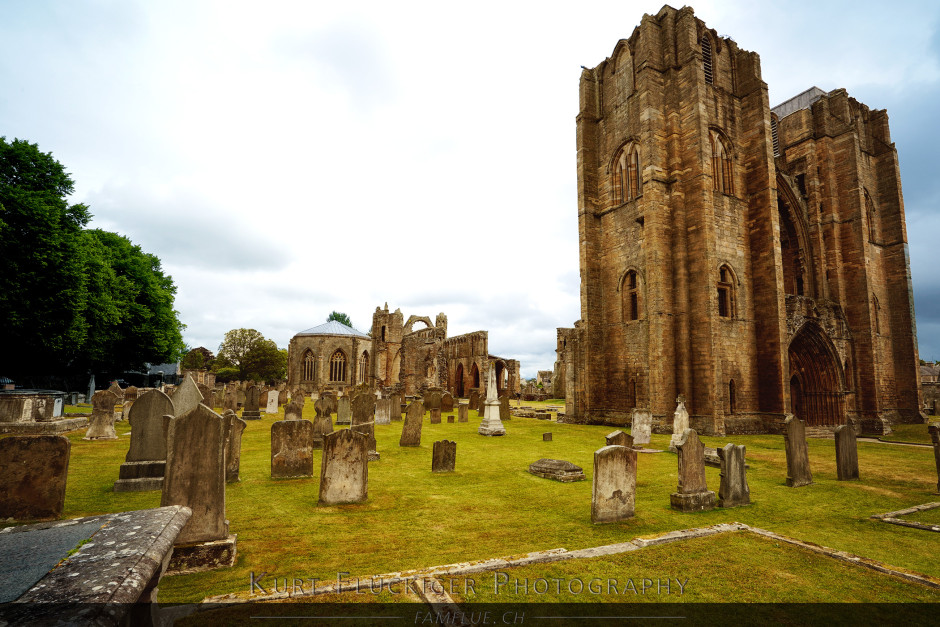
left=287, top=335, right=371, bottom=395
left=443, top=331, right=488, bottom=398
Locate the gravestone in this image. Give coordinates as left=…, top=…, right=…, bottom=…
left=478, top=365, right=507, bottom=436
left=717, top=443, right=750, bottom=508
left=535, top=412, right=550, bottom=420
left=543, top=432, right=552, bottom=442
left=161, top=404, right=236, bottom=572
left=223, top=387, right=238, bottom=413
left=271, top=420, right=315, bottom=478
left=0, top=435, right=70, bottom=520
left=670, top=429, right=716, bottom=512
left=425, top=391, right=442, bottom=411
left=447, top=414, right=455, bottom=423
left=391, top=393, right=404, bottom=421
left=172, top=376, right=204, bottom=417
left=242, top=385, right=261, bottom=420
left=783, top=415, right=813, bottom=487
left=528, top=459, right=584, bottom=482
left=591, top=445, right=637, bottom=523
left=352, top=391, right=378, bottom=460
left=312, top=397, right=334, bottom=450
left=114, top=389, right=174, bottom=492
left=441, top=392, right=454, bottom=412
left=223, top=410, right=248, bottom=483
left=84, top=390, right=119, bottom=440
left=458, top=404, right=469, bottom=422
left=468, top=390, right=480, bottom=413
left=400, top=400, right=424, bottom=447
left=266, top=390, right=279, bottom=415
left=606, top=430, right=634, bottom=448
left=432, top=440, right=457, bottom=473
left=236, top=387, right=246, bottom=408
left=499, top=395, right=510, bottom=422
left=930, top=424, right=940, bottom=493
left=318, top=430, right=368, bottom=505
left=375, top=398, right=393, bottom=425
left=477, top=390, right=486, bottom=415
left=107, top=381, right=125, bottom=401
left=196, top=384, right=211, bottom=408
left=124, top=386, right=139, bottom=402
left=834, top=424, right=860, bottom=481
left=631, top=409, right=652, bottom=445
left=278, top=389, right=289, bottom=406
left=429, top=408, right=442, bottom=424
left=669, top=397, right=689, bottom=450
left=285, top=399, right=304, bottom=421
left=336, top=397, right=352, bottom=425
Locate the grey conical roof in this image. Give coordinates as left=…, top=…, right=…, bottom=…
left=296, top=320, right=370, bottom=339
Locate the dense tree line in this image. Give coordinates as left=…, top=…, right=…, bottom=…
left=0, top=137, right=186, bottom=378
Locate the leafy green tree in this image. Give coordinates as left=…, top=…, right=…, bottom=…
left=182, top=347, right=215, bottom=370
left=216, top=329, right=286, bottom=382
left=327, top=311, right=352, bottom=327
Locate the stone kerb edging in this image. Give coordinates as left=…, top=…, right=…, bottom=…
left=870, top=502, right=940, bottom=533
left=203, top=520, right=940, bottom=604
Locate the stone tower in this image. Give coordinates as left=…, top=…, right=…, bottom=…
left=562, top=5, right=921, bottom=435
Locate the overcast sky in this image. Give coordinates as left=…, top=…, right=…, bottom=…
left=2, top=0, right=939, bottom=377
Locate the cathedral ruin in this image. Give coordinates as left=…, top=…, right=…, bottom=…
left=556, top=5, right=922, bottom=435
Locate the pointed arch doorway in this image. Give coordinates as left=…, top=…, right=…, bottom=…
left=455, top=363, right=465, bottom=397
left=788, top=323, right=845, bottom=426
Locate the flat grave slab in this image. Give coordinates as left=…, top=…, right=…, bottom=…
left=527, top=458, right=585, bottom=482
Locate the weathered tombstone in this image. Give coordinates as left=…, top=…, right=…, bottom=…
left=114, top=389, right=174, bottom=492
left=458, top=404, right=469, bottom=422
left=432, top=440, right=456, bottom=473
left=336, top=396, right=352, bottom=425
left=441, top=392, right=454, bottom=412
left=930, top=424, right=940, bottom=493
left=352, top=391, right=378, bottom=460
left=271, top=419, right=315, bottom=478
left=783, top=415, right=813, bottom=487
left=717, top=443, right=750, bottom=508
left=266, top=390, right=279, bottom=415
left=311, top=397, right=334, bottom=449
left=400, top=400, right=424, bottom=447
left=223, top=410, right=248, bottom=483
left=197, top=384, right=212, bottom=408
left=528, top=459, right=585, bottom=482
left=591, top=445, right=637, bottom=523
left=223, top=386, right=238, bottom=413
left=478, top=365, right=507, bottom=436
left=425, top=391, right=442, bottom=411
left=278, top=389, right=289, bottom=406
left=535, top=412, right=550, bottom=420
left=318, top=430, right=368, bottom=505
left=161, top=404, right=235, bottom=571
left=285, top=399, right=304, bottom=421
left=468, top=390, right=480, bottom=413
left=631, top=409, right=652, bottom=445
left=242, top=385, right=261, bottom=420
left=0, top=435, right=70, bottom=520
left=172, top=376, right=204, bottom=417
left=375, top=398, right=393, bottom=425
left=499, top=395, right=510, bottom=422
left=606, top=430, right=634, bottom=448
left=543, top=432, right=552, bottom=441
left=447, top=414, right=455, bottom=423
left=430, top=408, right=442, bottom=424
left=107, top=380, right=125, bottom=401
left=670, top=429, right=716, bottom=512
left=834, top=424, right=860, bottom=481
left=84, top=390, right=119, bottom=440
left=669, top=397, right=689, bottom=450
left=391, top=393, right=404, bottom=421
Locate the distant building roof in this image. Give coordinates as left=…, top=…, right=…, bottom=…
left=920, top=364, right=940, bottom=378
left=148, top=363, right=181, bottom=376
left=296, top=320, right=371, bottom=339
left=771, top=86, right=830, bottom=119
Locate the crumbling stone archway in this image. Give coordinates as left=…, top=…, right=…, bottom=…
left=455, top=363, right=464, bottom=397
left=470, top=363, right=480, bottom=389
left=403, top=315, right=434, bottom=335
left=788, top=322, right=845, bottom=426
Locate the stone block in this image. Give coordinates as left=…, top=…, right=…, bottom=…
left=631, top=409, right=652, bottom=445
left=835, top=425, right=859, bottom=481
left=458, top=404, right=468, bottom=422
left=319, top=430, right=368, bottom=505
left=717, top=443, right=750, bottom=508
left=606, top=430, right=633, bottom=448
left=543, top=432, right=552, bottom=441
left=271, top=420, right=314, bottom=478
left=266, top=390, right=279, bottom=414
left=336, top=397, right=352, bottom=425
left=447, top=414, right=455, bottom=423
left=528, top=459, right=585, bottom=482
left=783, top=415, right=813, bottom=487
left=0, top=435, right=70, bottom=520
left=432, top=440, right=456, bottom=473
left=400, top=400, right=423, bottom=447
left=430, top=408, right=442, bottom=424
left=591, top=445, right=636, bottom=523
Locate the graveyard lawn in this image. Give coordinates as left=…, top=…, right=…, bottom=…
left=11, top=406, right=939, bottom=604
left=878, top=423, right=938, bottom=445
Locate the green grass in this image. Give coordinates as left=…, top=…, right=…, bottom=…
left=8, top=405, right=940, bottom=604
left=899, top=505, right=940, bottom=525
left=883, top=423, right=938, bottom=445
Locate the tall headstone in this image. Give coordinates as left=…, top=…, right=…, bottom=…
left=391, top=393, right=404, bottom=421
left=834, top=424, right=860, bottom=481
left=285, top=399, right=304, bottom=421
left=375, top=398, right=392, bottom=425
left=318, top=430, right=368, bottom=505
left=441, top=392, right=455, bottom=412
left=432, top=440, right=456, bottom=473
left=223, top=410, right=248, bottom=483
left=478, top=365, right=506, bottom=436
left=84, top=390, right=119, bottom=440
left=223, top=386, right=238, bottom=413
left=266, top=390, right=279, bottom=415
left=400, top=400, right=424, bottom=447
left=591, top=445, right=636, bottom=523
left=717, top=443, right=750, bottom=508
left=783, top=415, right=813, bottom=487
left=352, top=391, right=378, bottom=460
left=336, top=396, right=352, bottom=425
left=242, top=384, right=261, bottom=420
left=429, top=408, right=442, bottom=424
left=278, top=389, right=289, bottom=406
left=499, top=395, right=510, bottom=422
left=669, top=397, right=689, bottom=449
left=114, top=389, right=174, bottom=492
left=476, top=390, right=486, bottom=414
left=425, top=391, right=442, bottom=412
left=631, top=409, right=652, bottom=445
left=271, top=420, right=315, bottom=478
left=458, top=404, right=469, bottom=422
left=0, top=435, right=70, bottom=520
left=468, top=390, right=480, bottom=413
left=930, top=424, right=940, bottom=493
left=172, top=376, right=204, bottom=417
left=606, top=430, right=633, bottom=448
left=669, top=429, right=716, bottom=512
left=311, top=397, right=334, bottom=449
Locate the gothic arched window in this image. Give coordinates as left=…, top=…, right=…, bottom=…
left=358, top=351, right=369, bottom=384
left=329, top=350, right=347, bottom=382
left=302, top=350, right=316, bottom=381
left=702, top=35, right=714, bottom=84
left=718, top=265, right=736, bottom=319
left=622, top=270, right=640, bottom=321
left=614, top=144, right=642, bottom=204
left=710, top=132, right=734, bottom=195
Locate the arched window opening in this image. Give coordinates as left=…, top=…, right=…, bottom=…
left=872, top=294, right=880, bottom=334
left=710, top=132, right=734, bottom=195
left=614, top=144, right=642, bottom=204
left=865, top=189, right=878, bottom=242
left=728, top=379, right=736, bottom=414
left=358, top=351, right=369, bottom=384
left=717, top=265, right=735, bottom=319
left=381, top=325, right=386, bottom=342
left=329, top=350, right=347, bottom=382
left=302, top=350, right=316, bottom=382
left=702, top=35, right=713, bottom=84
left=622, top=270, right=640, bottom=321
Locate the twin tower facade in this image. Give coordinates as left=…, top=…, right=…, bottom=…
left=558, top=5, right=922, bottom=434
